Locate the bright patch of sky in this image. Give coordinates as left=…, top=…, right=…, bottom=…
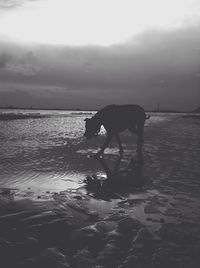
left=0, top=0, right=199, bottom=46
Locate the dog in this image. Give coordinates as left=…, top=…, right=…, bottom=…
left=84, top=104, right=149, bottom=157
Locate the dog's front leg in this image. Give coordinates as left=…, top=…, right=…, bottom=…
left=136, top=124, right=144, bottom=154
left=94, top=133, right=113, bottom=158
left=115, top=134, right=123, bottom=155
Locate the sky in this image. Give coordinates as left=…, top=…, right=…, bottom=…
left=0, top=0, right=200, bottom=110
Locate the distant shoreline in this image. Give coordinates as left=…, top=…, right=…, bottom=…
left=0, top=107, right=86, bottom=111
left=0, top=106, right=196, bottom=113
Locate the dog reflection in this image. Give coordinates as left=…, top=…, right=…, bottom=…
left=100, top=154, right=143, bottom=182
left=84, top=154, right=145, bottom=200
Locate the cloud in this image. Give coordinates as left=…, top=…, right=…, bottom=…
left=0, top=85, right=107, bottom=109
left=0, top=0, right=23, bottom=9
left=0, top=53, right=12, bottom=68
left=0, top=49, right=40, bottom=76
left=0, top=0, right=39, bottom=9
left=5, top=62, right=40, bottom=76
left=0, top=24, right=200, bottom=110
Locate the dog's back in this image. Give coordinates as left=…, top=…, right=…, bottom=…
left=96, top=104, right=146, bottom=133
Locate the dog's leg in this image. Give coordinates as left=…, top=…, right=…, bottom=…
left=136, top=123, right=144, bottom=154
left=115, top=134, right=123, bottom=155
left=94, top=133, right=113, bottom=158
left=128, top=125, right=139, bottom=153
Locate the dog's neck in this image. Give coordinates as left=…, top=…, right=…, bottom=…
left=93, top=112, right=102, bottom=127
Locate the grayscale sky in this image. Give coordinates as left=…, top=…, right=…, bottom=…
left=0, top=0, right=200, bottom=110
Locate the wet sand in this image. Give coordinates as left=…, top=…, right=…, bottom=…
left=0, top=115, right=200, bottom=268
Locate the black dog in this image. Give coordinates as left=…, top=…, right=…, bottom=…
left=84, top=104, right=149, bottom=157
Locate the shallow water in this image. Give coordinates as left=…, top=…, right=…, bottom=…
left=0, top=109, right=188, bottom=193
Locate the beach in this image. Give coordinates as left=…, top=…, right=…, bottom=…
left=0, top=111, right=200, bottom=267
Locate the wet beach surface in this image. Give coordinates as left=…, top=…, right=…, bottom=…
left=0, top=114, right=200, bottom=267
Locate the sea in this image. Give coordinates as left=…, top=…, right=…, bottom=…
left=0, top=109, right=187, bottom=194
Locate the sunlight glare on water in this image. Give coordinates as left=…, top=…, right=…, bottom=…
left=0, top=110, right=173, bottom=192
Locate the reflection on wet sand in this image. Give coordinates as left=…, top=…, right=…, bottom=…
left=84, top=153, right=149, bottom=201
left=1, top=115, right=200, bottom=267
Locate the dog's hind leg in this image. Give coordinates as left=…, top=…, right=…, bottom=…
left=115, top=134, right=123, bottom=155
left=129, top=123, right=144, bottom=154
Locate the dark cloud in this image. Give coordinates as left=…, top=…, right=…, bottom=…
left=0, top=86, right=107, bottom=109
left=0, top=53, right=12, bottom=68
left=3, top=51, right=40, bottom=76
left=0, top=46, right=40, bottom=77
left=0, top=24, right=200, bottom=110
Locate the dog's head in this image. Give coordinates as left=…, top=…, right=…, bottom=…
left=84, top=117, right=101, bottom=139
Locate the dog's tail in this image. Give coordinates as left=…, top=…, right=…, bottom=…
left=145, top=114, right=150, bottom=120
